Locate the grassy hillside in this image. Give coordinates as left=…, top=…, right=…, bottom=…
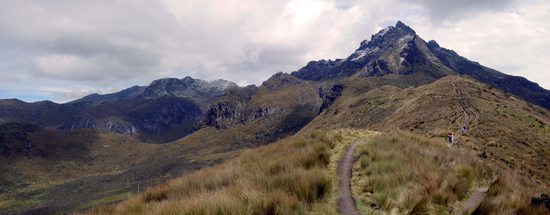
left=352, top=132, right=549, bottom=214
left=87, top=129, right=549, bottom=214
left=201, top=73, right=323, bottom=145
left=305, top=75, right=550, bottom=188
left=0, top=129, right=177, bottom=213
left=1, top=73, right=325, bottom=214
left=0, top=127, right=253, bottom=214
left=5, top=75, right=549, bottom=214
left=86, top=129, right=375, bottom=214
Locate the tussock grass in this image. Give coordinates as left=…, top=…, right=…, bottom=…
left=475, top=172, right=550, bottom=214
left=353, top=131, right=549, bottom=214
left=353, top=131, right=493, bottom=214
left=87, top=129, right=371, bottom=215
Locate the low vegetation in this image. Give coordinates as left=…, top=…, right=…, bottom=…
left=353, top=131, right=549, bottom=214
left=87, top=129, right=372, bottom=215
left=475, top=172, right=549, bottom=214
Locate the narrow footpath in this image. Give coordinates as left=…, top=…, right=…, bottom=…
left=337, top=142, right=360, bottom=215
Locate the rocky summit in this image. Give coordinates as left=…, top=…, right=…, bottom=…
left=292, top=21, right=550, bottom=109
left=1, top=21, right=549, bottom=214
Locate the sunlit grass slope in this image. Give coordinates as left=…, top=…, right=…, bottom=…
left=88, top=129, right=374, bottom=215
left=353, top=132, right=549, bottom=214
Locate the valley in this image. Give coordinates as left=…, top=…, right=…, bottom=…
left=1, top=21, right=549, bottom=214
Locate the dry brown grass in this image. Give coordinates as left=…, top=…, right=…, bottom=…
left=352, top=131, right=549, bottom=214
left=87, top=129, right=372, bottom=215
left=475, top=172, right=550, bottom=214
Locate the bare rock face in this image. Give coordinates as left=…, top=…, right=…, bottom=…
left=1, top=20, right=549, bottom=147
left=1, top=77, right=237, bottom=143
left=262, top=72, right=302, bottom=90
left=201, top=85, right=257, bottom=129
left=319, top=85, right=344, bottom=113
left=202, top=101, right=248, bottom=129
left=142, top=76, right=238, bottom=101
left=59, top=117, right=137, bottom=134
left=200, top=72, right=322, bottom=143
left=292, top=21, right=550, bottom=109
left=291, top=21, right=419, bottom=80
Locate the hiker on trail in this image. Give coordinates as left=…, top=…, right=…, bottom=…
left=463, top=125, right=468, bottom=133
left=448, top=131, right=454, bottom=144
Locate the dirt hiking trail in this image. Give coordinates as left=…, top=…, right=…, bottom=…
left=337, top=142, right=360, bottom=215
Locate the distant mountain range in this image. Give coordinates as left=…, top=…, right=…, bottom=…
left=1, top=21, right=550, bottom=214
left=0, top=77, right=238, bottom=143
left=2, top=22, right=548, bottom=145
left=292, top=21, right=550, bottom=108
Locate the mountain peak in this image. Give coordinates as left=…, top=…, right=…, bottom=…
left=291, top=22, right=420, bottom=80
left=142, top=76, right=237, bottom=99
left=395, top=20, right=414, bottom=32
left=427, top=40, right=440, bottom=49
left=262, top=72, right=302, bottom=90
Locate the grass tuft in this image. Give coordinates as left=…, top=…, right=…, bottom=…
left=86, top=129, right=371, bottom=215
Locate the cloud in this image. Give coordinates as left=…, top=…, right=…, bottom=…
left=406, top=0, right=515, bottom=22
left=0, top=0, right=548, bottom=103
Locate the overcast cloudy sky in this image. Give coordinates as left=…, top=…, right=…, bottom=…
left=0, top=0, right=548, bottom=102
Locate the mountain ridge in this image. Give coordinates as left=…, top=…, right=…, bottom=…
left=291, top=21, right=550, bottom=109
left=1, top=21, right=550, bottom=214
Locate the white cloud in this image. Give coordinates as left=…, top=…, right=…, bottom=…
left=0, top=0, right=548, bottom=103
left=411, top=0, right=550, bottom=89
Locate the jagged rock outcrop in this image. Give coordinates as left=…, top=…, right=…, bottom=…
left=0, top=77, right=239, bottom=143
left=319, top=85, right=344, bottom=113
left=128, top=96, right=202, bottom=135
left=291, top=21, right=550, bottom=109
left=200, top=85, right=257, bottom=129
left=200, top=72, right=322, bottom=143
left=1, top=20, right=549, bottom=147
left=262, top=72, right=302, bottom=90
left=59, top=117, right=137, bottom=134
left=142, top=76, right=238, bottom=102
left=201, top=73, right=309, bottom=130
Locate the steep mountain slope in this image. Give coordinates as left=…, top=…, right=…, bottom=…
left=0, top=77, right=237, bottom=143
left=199, top=72, right=322, bottom=144
left=70, top=86, right=146, bottom=104
left=2, top=21, right=550, bottom=214
left=426, top=40, right=550, bottom=109
left=89, top=76, right=550, bottom=214
left=305, top=75, right=550, bottom=186
left=0, top=73, right=324, bottom=213
left=292, top=21, right=453, bottom=82
left=80, top=22, right=548, bottom=214
left=292, top=21, right=550, bottom=109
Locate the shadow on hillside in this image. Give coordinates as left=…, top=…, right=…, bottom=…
left=28, top=128, right=96, bottom=161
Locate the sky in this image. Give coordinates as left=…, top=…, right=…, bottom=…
left=0, top=0, right=549, bottom=103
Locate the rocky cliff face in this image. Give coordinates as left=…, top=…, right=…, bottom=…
left=59, top=117, right=137, bottom=134
left=201, top=85, right=258, bottom=129
left=1, top=21, right=549, bottom=146
left=291, top=21, right=550, bottom=109
left=142, top=76, right=238, bottom=102
left=128, top=96, right=202, bottom=135
left=319, top=84, right=344, bottom=113
left=57, top=95, right=204, bottom=142
left=0, top=77, right=237, bottom=143
left=200, top=73, right=322, bottom=143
